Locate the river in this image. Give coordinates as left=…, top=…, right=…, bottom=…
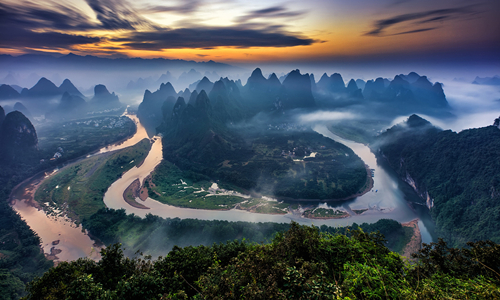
left=9, top=114, right=146, bottom=262
left=11, top=115, right=435, bottom=263
left=103, top=123, right=435, bottom=244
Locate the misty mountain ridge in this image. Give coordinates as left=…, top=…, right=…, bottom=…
left=194, top=76, right=214, bottom=93
left=59, top=78, right=85, bottom=98
left=13, top=102, right=33, bottom=121
left=46, top=92, right=87, bottom=121
left=90, top=84, right=121, bottom=109
left=377, top=114, right=500, bottom=247
left=0, top=53, right=240, bottom=74
left=21, top=77, right=60, bottom=98
left=137, top=82, right=178, bottom=133
left=473, top=75, right=500, bottom=86
left=0, top=84, right=21, bottom=100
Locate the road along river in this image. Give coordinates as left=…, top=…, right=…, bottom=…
left=11, top=117, right=435, bottom=262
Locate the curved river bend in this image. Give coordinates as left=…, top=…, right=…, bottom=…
left=104, top=123, right=435, bottom=243
left=10, top=114, right=147, bottom=261
left=12, top=116, right=435, bottom=262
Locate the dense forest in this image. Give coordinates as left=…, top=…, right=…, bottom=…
left=153, top=129, right=368, bottom=206
left=82, top=208, right=411, bottom=257
left=377, top=114, right=500, bottom=247
left=22, top=222, right=500, bottom=299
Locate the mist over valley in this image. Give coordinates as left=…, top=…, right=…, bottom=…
left=1, top=0, right=500, bottom=298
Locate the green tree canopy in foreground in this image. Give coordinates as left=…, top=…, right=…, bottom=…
left=23, top=222, right=500, bottom=299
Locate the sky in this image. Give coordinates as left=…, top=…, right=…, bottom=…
left=1, top=0, right=499, bottom=71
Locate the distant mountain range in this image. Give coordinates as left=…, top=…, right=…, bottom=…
left=473, top=76, right=500, bottom=86
left=315, top=71, right=449, bottom=116
left=0, top=53, right=241, bottom=73
left=0, top=77, right=123, bottom=122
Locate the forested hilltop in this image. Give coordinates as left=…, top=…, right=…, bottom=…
left=376, top=114, right=500, bottom=247
left=22, top=223, right=500, bottom=299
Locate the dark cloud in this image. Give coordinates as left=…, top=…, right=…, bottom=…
left=85, top=0, right=154, bottom=30
left=236, top=5, right=306, bottom=23
left=0, top=2, right=94, bottom=31
left=0, top=27, right=100, bottom=49
left=0, top=0, right=316, bottom=52
left=113, top=27, right=317, bottom=50
left=417, top=16, right=449, bottom=24
left=143, top=0, right=202, bottom=14
left=0, top=3, right=99, bottom=49
left=365, top=6, right=476, bottom=36
left=390, top=27, right=437, bottom=35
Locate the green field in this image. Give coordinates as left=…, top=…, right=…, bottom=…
left=35, top=139, right=151, bottom=222
left=147, top=160, right=249, bottom=210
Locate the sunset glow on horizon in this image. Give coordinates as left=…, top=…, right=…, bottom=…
left=1, top=0, right=499, bottom=67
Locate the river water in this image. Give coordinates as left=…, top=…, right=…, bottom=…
left=104, top=123, right=435, bottom=244
left=9, top=114, right=145, bottom=262
left=12, top=115, right=435, bottom=262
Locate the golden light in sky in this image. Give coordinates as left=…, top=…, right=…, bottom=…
left=0, top=0, right=498, bottom=64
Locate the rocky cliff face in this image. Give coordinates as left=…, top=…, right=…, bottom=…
left=403, top=169, right=434, bottom=209
left=138, top=82, right=177, bottom=133
left=0, top=111, right=39, bottom=162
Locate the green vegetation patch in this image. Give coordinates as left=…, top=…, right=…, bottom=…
left=304, top=207, right=349, bottom=219
left=23, top=221, right=500, bottom=300
left=35, top=139, right=151, bottom=222
left=37, top=116, right=135, bottom=163
left=378, top=115, right=500, bottom=247
left=161, top=130, right=368, bottom=202
left=147, top=160, right=246, bottom=210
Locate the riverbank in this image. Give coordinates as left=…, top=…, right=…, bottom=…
left=9, top=137, right=150, bottom=263
left=401, top=219, right=422, bottom=260
left=123, top=179, right=149, bottom=209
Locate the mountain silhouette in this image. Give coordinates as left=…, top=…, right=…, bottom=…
left=89, top=84, right=121, bottom=112
left=21, top=77, right=61, bottom=98
left=195, top=76, right=214, bottom=94
left=0, top=84, right=21, bottom=100
left=59, top=79, right=84, bottom=97
left=137, top=82, right=177, bottom=134
left=0, top=110, right=38, bottom=163
left=13, top=102, right=33, bottom=121
left=277, top=69, right=315, bottom=110
left=46, top=92, right=87, bottom=121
